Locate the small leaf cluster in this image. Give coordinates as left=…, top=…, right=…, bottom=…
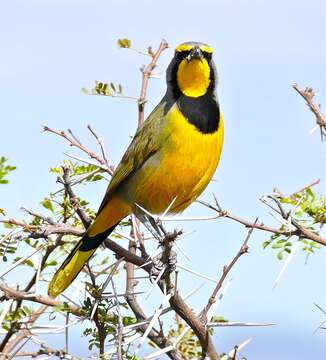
left=0, top=156, right=16, bottom=185
left=82, top=295, right=136, bottom=351
left=262, top=187, right=324, bottom=259
left=117, top=38, right=132, bottom=48
left=2, top=306, right=32, bottom=331
left=46, top=161, right=101, bottom=224
left=263, top=236, right=293, bottom=260
left=0, top=235, right=18, bottom=261
left=166, top=317, right=202, bottom=358
left=0, top=156, right=16, bottom=214
left=50, top=162, right=104, bottom=183
left=82, top=80, right=124, bottom=98
left=280, top=187, right=326, bottom=225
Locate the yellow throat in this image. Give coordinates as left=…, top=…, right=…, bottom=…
left=177, top=58, right=211, bottom=97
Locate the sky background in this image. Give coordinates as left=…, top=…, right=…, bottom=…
left=0, top=0, right=326, bottom=359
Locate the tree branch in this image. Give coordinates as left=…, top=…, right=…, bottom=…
left=197, top=200, right=326, bottom=247
left=0, top=217, right=84, bottom=238
left=138, top=39, right=169, bottom=126
left=43, top=125, right=113, bottom=174
left=201, top=223, right=256, bottom=322
left=60, top=165, right=92, bottom=228
left=1, top=305, right=47, bottom=355
left=0, top=282, right=83, bottom=316
left=293, top=84, right=326, bottom=139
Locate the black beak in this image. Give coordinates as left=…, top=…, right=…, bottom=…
left=187, top=46, right=203, bottom=61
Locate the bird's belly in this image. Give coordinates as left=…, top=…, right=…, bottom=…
left=127, top=112, right=224, bottom=214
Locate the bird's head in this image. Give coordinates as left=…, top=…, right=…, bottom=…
left=166, top=41, right=216, bottom=98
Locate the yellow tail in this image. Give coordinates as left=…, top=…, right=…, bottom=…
left=48, top=196, right=131, bottom=297
left=48, top=227, right=114, bottom=297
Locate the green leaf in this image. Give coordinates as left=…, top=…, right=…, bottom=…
left=272, top=242, right=284, bottom=249
left=262, top=241, right=271, bottom=249
left=310, top=242, right=321, bottom=249
left=211, top=315, right=228, bottom=323
left=45, top=260, right=58, bottom=267
left=50, top=166, right=64, bottom=175
left=13, top=257, right=34, bottom=267
left=110, top=82, right=116, bottom=92
left=90, top=174, right=103, bottom=182
left=117, top=38, right=131, bottom=48
left=277, top=250, right=284, bottom=260
left=123, top=316, right=137, bottom=326
left=41, top=198, right=54, bottom=213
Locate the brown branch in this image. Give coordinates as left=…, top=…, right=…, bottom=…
left=0, top=282, right=83, bottom=316
left=293, top=84, right=326, bottom=139
left=0, top=234, right=65, bottom=352
left=125, top=241, right=185, bottom=360
left=0, top=217, right=84, bottom=238
left=14, top=345, right=81, bottom=360
left=20, top=207, right=57, bottom=226
left=169, top=292, right=220, bottom=360
left=138, top=39, right=169, bottom=126
left=60, top=165, right=92, bottom=228
left=87, top=124, right=110, bottom=169
left=197, top=200, right=326, bottom=247
left=160, top=230, right=220, bottom=359
left=291, top=178, right=320, bottom=196
left=43, top=125, right=113, bottom=174
left=201, top=223, right=256, bottom=322
left=104, top=238, right=151, bottom=270
left=106, top=236, right=218, bottom=359
left=1, top=305, right=47, bottom=355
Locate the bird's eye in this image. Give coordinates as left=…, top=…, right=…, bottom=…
left=203, top=52, right=212, bottom=60
left=175, top=50, right=191, bottom=59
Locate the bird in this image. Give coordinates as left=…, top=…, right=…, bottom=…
left=48, top=41, right=224, bottom=297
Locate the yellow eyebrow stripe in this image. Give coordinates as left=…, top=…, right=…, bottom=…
left=175, top=44, right=213, bottom=53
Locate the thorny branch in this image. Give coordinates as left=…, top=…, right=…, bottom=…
left=0, top=283, right=83, bottom=316
left=293, top=84, right=326, bottom=139
left=0, top=217, right=84, bottom=238
left=1, top=305, right=47, bottom=356
left=86, top=124, right=110, bottom=168
left=14, top=346, right=81, bottom=360
left=60, top=164, right=92, bottom=228
left=198, top=197, right=326, bottom=247
left=43, top=125, right=114, bottom=174
left=201, top=222, right=257, bottom=322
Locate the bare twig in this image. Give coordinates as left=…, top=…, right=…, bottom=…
left=43, top=125, right=113, bottom=174
left=60, top=165, right=92, bottom=228
left=293, top=84, right=326, bottom=139
left=87, top=124, right=110, bottom=169
left=111, top=279, right=123, bottom=360
left=14, top=345, right=81, bottom=360
left=20, top=207, right=57, bottom=226
left=197, top=199, right=326, bottom=247
left=0, top=282, right=83, bottom=316
left=291, top=179, right=320, bottom=196
left=138, top=39, right=169, bottom=126
left=201, top=221, right=256, bottom=323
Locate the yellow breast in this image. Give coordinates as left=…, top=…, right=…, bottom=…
left=129, top=105, right=224, bottom=214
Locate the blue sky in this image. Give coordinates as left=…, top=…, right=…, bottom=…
left=0, top=0, right=325, bottom=359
